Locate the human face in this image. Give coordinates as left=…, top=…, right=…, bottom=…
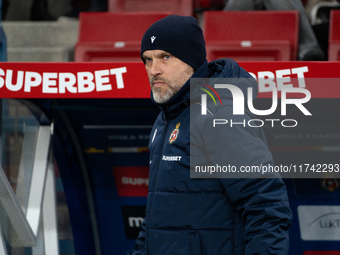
left=142, top=50, right=194, bottom=104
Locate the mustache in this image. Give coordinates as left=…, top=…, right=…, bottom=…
left=150, top=76, right=167, bottom=84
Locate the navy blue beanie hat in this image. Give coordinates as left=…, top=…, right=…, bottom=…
left=141, top=15, right=206, bottom=71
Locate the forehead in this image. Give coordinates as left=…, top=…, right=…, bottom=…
left=142, top=49, right=170, bottom=58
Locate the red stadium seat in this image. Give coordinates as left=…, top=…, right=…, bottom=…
left=74, top=12, right=169, bottom=62
left=108, top=0, right=194, bottom=16
left=328, top=10, right=340, bottom=61
left=202, top=11, right=299, bottom=61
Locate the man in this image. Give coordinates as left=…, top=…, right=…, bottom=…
left=133, top=15, right=292, bottom=255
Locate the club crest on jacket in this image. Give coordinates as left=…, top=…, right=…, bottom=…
left=322, top=178, right=339, bottom=192
left=169, top=123, right=180, bottom=144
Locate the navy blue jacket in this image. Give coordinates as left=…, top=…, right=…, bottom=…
left=133, top=59, right=292, bottom=255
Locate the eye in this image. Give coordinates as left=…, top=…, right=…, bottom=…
left=163, top=55, right=171, bottom=60
left=144, top=57, right=152, bottom=64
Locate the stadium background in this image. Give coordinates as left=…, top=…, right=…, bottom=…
left=0, top=1, right=340, bottom=254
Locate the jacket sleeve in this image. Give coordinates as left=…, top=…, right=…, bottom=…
left=200, top=109, right=293, bottom=254
left=221, top=169, right=292, bottom=255
left=132, top=217, right=147, bottom=255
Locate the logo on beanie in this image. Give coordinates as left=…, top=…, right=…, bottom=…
left=151, top=36, right=156, bottom=44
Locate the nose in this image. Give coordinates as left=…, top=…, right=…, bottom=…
left=149, top=60, right=162, bottom=77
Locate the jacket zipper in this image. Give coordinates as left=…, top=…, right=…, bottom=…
left=146, top=118, right=168, bottom=254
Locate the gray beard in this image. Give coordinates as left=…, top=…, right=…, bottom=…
left=152, top=85, right=180, bottom=104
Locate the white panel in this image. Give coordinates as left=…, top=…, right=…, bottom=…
left=16, top=131, right=37, bottom=214
left=298, top=205, right=340, bottom=240
left=32, top=221, right=44, bottom=255
left=0, top=166, right=36, bottom=246
left=43, top=160, right=59, bottom=255
left=26, top=126, right=51, bottom=236
left=0, top=224, right=9, bottom=255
